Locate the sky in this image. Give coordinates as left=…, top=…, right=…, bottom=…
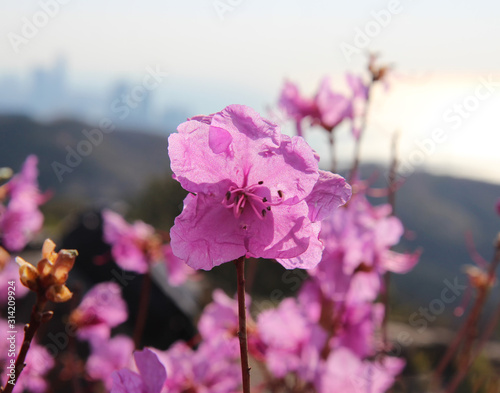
left=1, top=0, right=500, bottom=183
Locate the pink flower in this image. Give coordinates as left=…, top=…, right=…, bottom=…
left=317, top=347, right=404, bottom=393
left=69, top=282, right=128, bottom=340
left=0, top=259, right=30, bottom=305
left=162, top=243, right=196, bottom=286
left=152, top=337, right=241, bottom=393
left=278, top=81, right=317, bottom=136
left=258, top=298, right=326, bottom=381
left=311, top=193, right=419, bottom=304
left=314, top=77, right=353, bottom=131
left=168, top=105, right=351, bottom=270
left=86, top=335, right=134, bottom=389
left=0, top=155, right=46, bottom=251
left=111, top=348, right=167, bottom=393
left=102, top=210, right=159, bottom=274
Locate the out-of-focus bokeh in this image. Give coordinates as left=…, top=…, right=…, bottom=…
left=1, top=1, right=500, bottom=382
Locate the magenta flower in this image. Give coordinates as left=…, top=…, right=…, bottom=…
left=86, top=335, right=134, bottom=389
left=278, top=81, right=317, bottom=136
left=162, top=243, right=196, bottom=286
left=0, top=259, right=30, bottom=305
left=69, top=282, right=128, bottom=340
left=102, top=210, right=159, bottom=274
left=111, top=348, right=167, bottom=393
left=168, top=105, right=351, bottom=270
left=311, top=193, right=419, bottom=304
left=317, top=347, right=404, bottom=393
left=314, top=77, right=353, bottom=132
left=258, top=297, right=326, bottom=381
left=0, top=155, right=46, bottom=252
left=155, top=339, right=241, bottom=393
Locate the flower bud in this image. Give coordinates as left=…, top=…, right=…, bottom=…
left=46, top=285, right=73, bottom=303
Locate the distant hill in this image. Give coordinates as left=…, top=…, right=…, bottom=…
left=1, top=115, right=499, bottom=316
left=0, top=115, right=172, bottom=202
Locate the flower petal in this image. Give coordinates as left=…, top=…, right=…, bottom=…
left=305, top=171, right=351, bottom=222
left=134, top=348, right=167, bottom=393
left=170, top=193, right=247, bottom=270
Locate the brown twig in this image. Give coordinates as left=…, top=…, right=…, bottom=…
left=381, top=131, right=400, bottom=348
left=133, top=272, right=152, bottom=349
left=435, top=236, right=500, bottom=387
left=2, top=294, right=49, bottom=393
left=328, top=132, right=336, bottom=173
left=235, top=256, right=251, bottom=393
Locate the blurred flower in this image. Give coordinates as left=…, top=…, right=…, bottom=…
left=310, top=193, right=419, bottom=304
left=162, top=243, right=196, bottom=286
left=0, top=319, right=54, bottom=393
left=278, top=80, right=316, bottom=136
left=15, top=238, right=77, bottom=303
left=317, top=347, right=404, bottom=393
left=86, top=335, right=134, bottom=390
left=0, top=155, right=47, bottom=252
left=111, top=348, right=167, bottom=393
left=168, top=104, right=351, bottom=270
left=155, top=339, right=241, bottom=393
left=314, top=77, right=353, bottom=132
left=0, top=257, right=29, bottom=306
left=102, top=210, right=162, bottom=274
left=69, top=282, right=128, bottom=340
left=258, top=297, right=326, bottom=382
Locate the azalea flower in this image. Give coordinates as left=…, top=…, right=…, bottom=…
left=102, top=210, right=161, bottom=274
left=69, top=282, right=128, bottom=340
left=111, top=348, right=167, bottom=393
left=168, top=104, right=351, bottom=270
left=310, top=193, right=419, bottom=304
left=162, top=243, right=195, bottom=286
left=278, top=80, right=317, bottom=136
left=258, top=297, right=326, bottom=382
left=317, top=347, right=404, bottom=393
left=0, top=155, right=47, bottom=252
left=86, top=335, right=134, bottom=390
left=155, top=339, right=241, bottom=393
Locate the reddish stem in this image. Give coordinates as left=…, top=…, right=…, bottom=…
left=133, top=272, right=152, bottom=349
left=436, top=238, right=500, bottom=387
left=2, top=294, right=48, bottom=393
left=235, top=256, right=251, bottom=393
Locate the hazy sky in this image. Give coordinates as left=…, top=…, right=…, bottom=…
left=2, top=0, right=500, bottom=183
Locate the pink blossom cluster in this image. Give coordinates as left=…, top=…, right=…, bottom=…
left=0, top=155, right=46, bottom=252
left=278, top=74, right=369, bottom=138
left=0, top=156, right=46, bottom=305
left=102, top=209, right=196, bottom=286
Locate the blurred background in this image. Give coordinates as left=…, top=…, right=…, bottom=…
left=1, top=0, right=500, bottom=387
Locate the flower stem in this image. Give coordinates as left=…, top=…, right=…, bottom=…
left=382, top=131, right=400, bottom=348
left=435, top=236, right=500, bottom=385
left=3, top=294, right=48, bottom=393
left=328, top=132, right=336, bottom=173
left=133, top=271, right=152, bottom=349
left=235, top=256, right=251, bottom=393
left=349, top=84, right=372, bottom=183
